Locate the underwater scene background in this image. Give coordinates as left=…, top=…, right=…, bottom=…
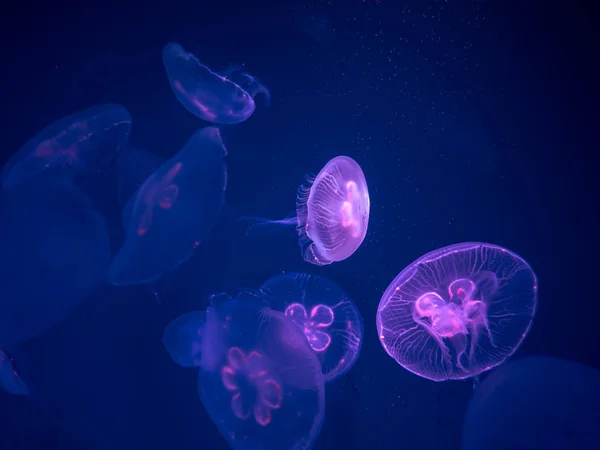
left=0, top=0, right=598, bottom=449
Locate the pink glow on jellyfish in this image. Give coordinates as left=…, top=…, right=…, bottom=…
left=261, top=272, right=363, bottom=381
left=162, top=42, right=269, bottom=125
left=376, top=242, right=538, bottom=381
left=109, top=127, right=227, bottom=287
left=221, top=347, right=283, bottom=426
left=195, top=292, right=325, bottom=450
left=1, top=104, right=131, bottom=190
left=0, top=348, right=29, bottom=396
left=244, top=156, right=370, bottom=266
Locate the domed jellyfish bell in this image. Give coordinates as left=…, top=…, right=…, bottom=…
left=242, top=155, right=370, bottom=266
left=0, top=349, right=29, bottom=396
left=461, top=356, right=600, bottom=450
left=260, top=272, right=363, bottom=382
left=1, top=104, right=131, bottom=190
left=194, top=290, right=325, bottom=450
left=376, top=242, right=538, bottom=382
left=162, top=42, right=270, bottom=125
left=108, top=127, right=227, bottom=302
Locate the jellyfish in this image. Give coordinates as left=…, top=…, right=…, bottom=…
left=376, top=242, right=537, bottom=381
left=109, top=127, right=227, bottom=288
left=1, top=104, right=131, bottom=190
left=243, top=155, right=370, bottom=266
left=462, top=356, right=600, bottom=450
left=162, top=291, right=325, bottom=449
left=0, top=349, right=28, bottom=396
left=0, top=174, right=110, bottom=394
left=260, top=272, right=363, bottom=381
left=162, top=42, right=270, bottom=125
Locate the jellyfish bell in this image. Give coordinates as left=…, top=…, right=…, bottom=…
left=197, top=293, right=325, bottom=450
left=260, top=272, right=363, bottom=381
left=162, top=42, right=269, bottom=125
left=376, top=242, right=537, bottom=382
left=462, top=356, right=600, bottom=450
left=108, top=127, right=227, bottom=289
left=243, top=155, right=370, bottom=266
left=1, top=104, right=131, bottom=190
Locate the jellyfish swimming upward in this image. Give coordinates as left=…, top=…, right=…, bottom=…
left=163, top=291, right=325, bottom=450
left=244, top=155, right=370, bottom=266
left=162, top=42, right=270, bottom=125
left=260, top=272, right=363, bottom=381
left=1, top=104, right=131, bottom=190
left=376, top=242, right=537, bottom=381
left=109, top=127, right=227, bottom=287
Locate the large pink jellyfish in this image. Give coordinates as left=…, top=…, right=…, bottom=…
left=376, top=242, right=537, bottom=381
left=244, top=155, right=370, bottom=266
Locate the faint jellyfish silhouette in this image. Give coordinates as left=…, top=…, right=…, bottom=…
left=163, top=311, right=206, bottom=368
left=0, top=174, right=110, bottom=395
left=0, top=349, right=28, bottom=396
left=115, top=147, right=165, bottom=205
left=1, top=104, right=131, bottom=190
left=243, top=155, right=370, bottom=266
left=462, top=356, right=600, bottom=450
left=162, top=42, right=270, bottom=125
left=197, top=291, right=325, bottom=450
left=108, top=127, right=227, bottom=288
left=260, top=272, right=363, bottom=381
left=376, top=242, right=537, bottom=381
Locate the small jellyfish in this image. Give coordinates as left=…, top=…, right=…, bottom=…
left=0, top=349, right=28, bottom=396
left=109, top=127, right=227, bottom=287
left=162, top=42, right=270, bottom=125
left=1, top=104, right=131, bottom=190
left=163, top=311, right=206, bottom=368
left=462, top=356, right=600, bottom=450
left=260, top=272, right=363, bottom=381
left=163, top=291, right=325, bottom=450
left=376, top=242, right=537, bottom=381
left=243, top=155, right=370, bottom=266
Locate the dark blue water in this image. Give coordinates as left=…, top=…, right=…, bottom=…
left=0, top=1, right=597, bottom=449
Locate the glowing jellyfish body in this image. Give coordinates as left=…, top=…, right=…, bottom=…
left=1, top=104, right=131, bottom=190
left=109, top=127, right=227, bottom=286
left=376, top=242, right=537, bottom=381
left=163, top=292, right=325, bottom=450
left=245, top=155, right=370, bottom=266
left=462, top=356, right=600, bottom=450
left=0, top=175, right=110, bottom=395
left=162, top=42, right=269, bottom=125
left=260, top=272, right=363, bottom=381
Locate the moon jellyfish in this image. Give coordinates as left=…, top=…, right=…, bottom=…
left=462, top=356, right=600, bottom=450
left=260, top=272, right=363, bottom=381
left=1, top=104, right=131, bottom=190
left=109, top=127, right=227, bottom=287
left=0, top=175, right=110, bottom=394
left=162, top=42, right=270, bottom=125
left=0, top=349, right=28, bottom=396
left=163, top=291, right=325, bottom=450
left=244, top=155, right=370, bottom=266
left=376, top=242, right=537, bottom=381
